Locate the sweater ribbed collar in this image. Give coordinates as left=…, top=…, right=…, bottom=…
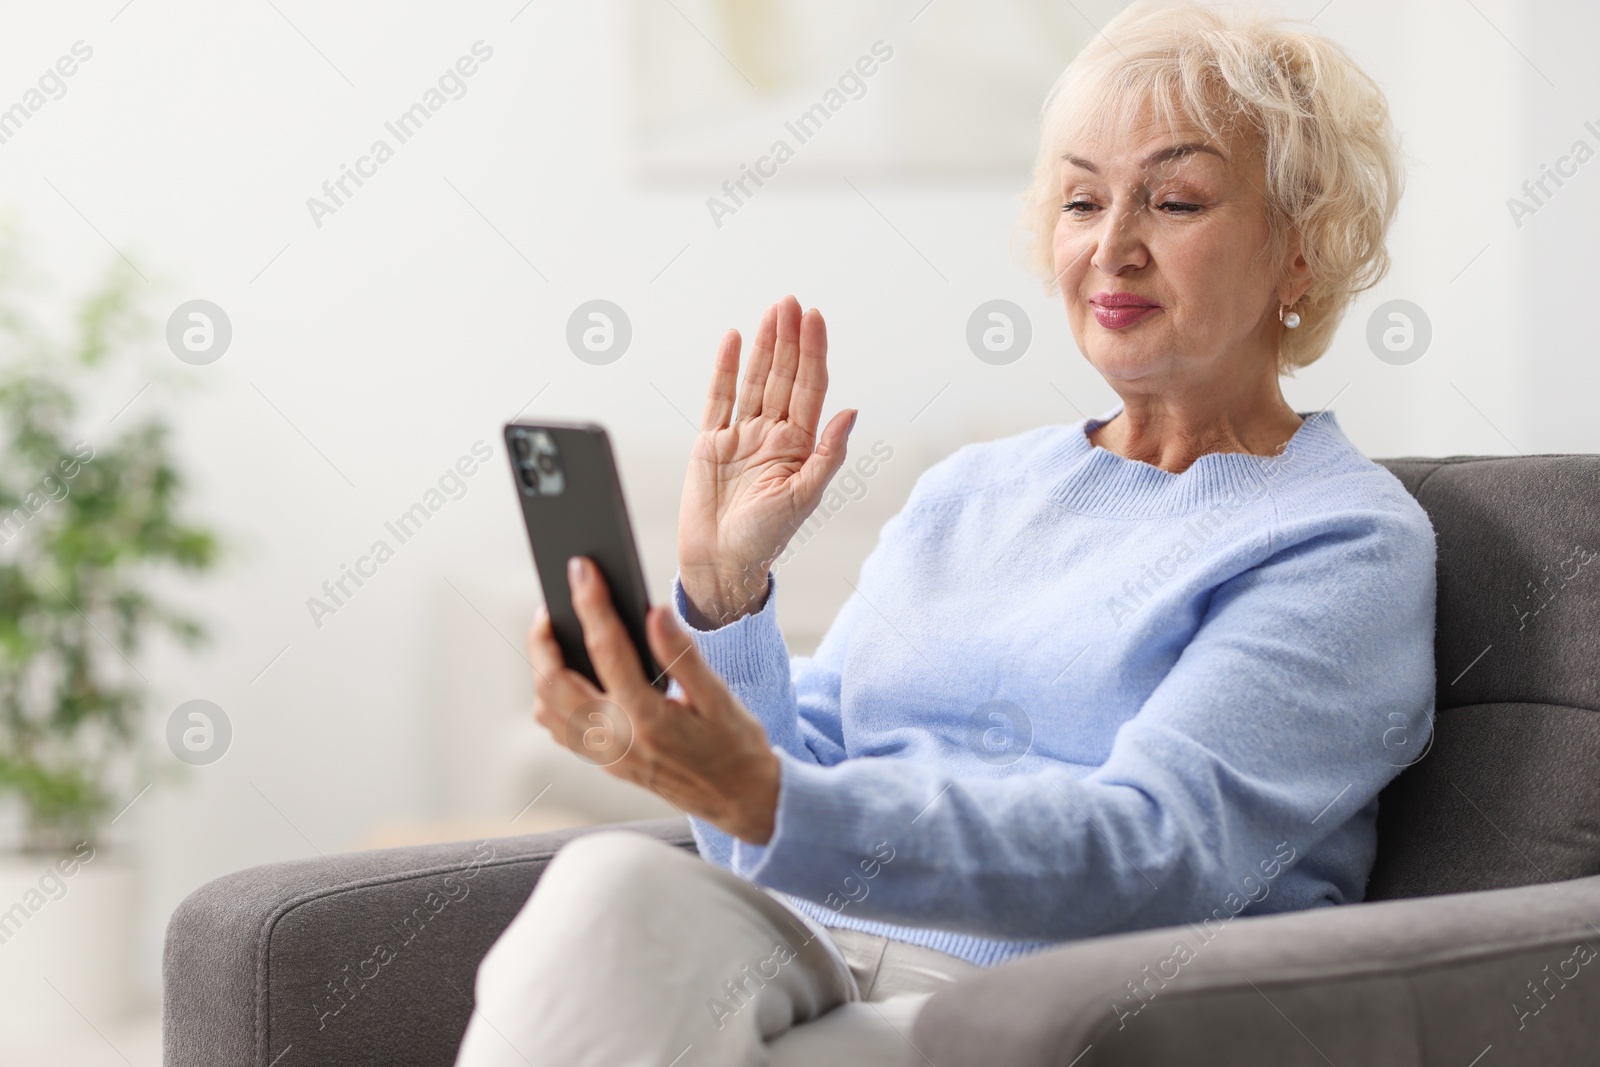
left=1042, top=400, right=1354, bottom=518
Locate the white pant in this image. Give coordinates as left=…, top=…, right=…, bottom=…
left=453, top=829, right=980, bottom=1066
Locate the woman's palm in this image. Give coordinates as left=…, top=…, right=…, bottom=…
left=686, top=412, right=820, bottom=562
left=678, top=297, right=855, bottom=619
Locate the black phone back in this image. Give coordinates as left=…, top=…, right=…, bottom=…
left=504, top=420, right=665, bottom=690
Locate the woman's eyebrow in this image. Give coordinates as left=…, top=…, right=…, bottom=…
left=1062, top=142, right=1227, bottom=174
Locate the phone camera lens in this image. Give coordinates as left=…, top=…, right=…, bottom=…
left=513, top=428, right=566, bottom=496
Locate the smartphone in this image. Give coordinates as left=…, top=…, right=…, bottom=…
left=504, top=420, right=666, bottom=691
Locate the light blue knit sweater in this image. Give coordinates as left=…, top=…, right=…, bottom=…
left=672, top=403, right=1437, bottom=968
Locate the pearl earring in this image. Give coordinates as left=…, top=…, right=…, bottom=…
left=1279, top=304, right=1301, bottom=330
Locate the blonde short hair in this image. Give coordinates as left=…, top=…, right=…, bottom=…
left=1015, top=0, right=1404, bottom=373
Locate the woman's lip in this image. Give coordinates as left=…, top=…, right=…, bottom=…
left=1093, top=304, right=1160, bottom=329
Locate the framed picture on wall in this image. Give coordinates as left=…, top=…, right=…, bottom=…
left=628, top=0, right=1097, bottom=181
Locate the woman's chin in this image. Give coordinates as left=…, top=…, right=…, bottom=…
left=1083, top=348, right=1167, bottom=385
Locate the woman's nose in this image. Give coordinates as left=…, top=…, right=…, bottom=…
left=1089, top=201, right=1151, bottom=276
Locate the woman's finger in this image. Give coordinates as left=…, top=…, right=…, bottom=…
left=734, top=303, right=779, bottom=421
left=699, top=328, right=741, bottom=432
left=645, top=604, right=725, bottom=711
left=526, top=605, right=566, bottom=686
left=787, top=307, right=829, bottom=436
left=761, top=296, right=803, bottom=419
left=567, top=556, right=651, bottom=701
left=527, top=608, right=599, bottom=709
left=794, top=407, right=856, bottom=504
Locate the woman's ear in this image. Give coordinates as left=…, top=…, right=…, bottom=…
left=1277, top=237, right=1314, bottom=306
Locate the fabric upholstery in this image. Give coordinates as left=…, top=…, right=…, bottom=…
left=909, top=870, right=1600, bottom=1066
left=1367, top=456, right=1600, bottom=898
left=161, top=818, right=695, bottom=1067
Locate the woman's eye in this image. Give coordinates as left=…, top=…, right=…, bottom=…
left=1062, top=199, right=1201, bottom=215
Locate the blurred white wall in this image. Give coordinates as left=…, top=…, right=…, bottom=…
left=0, top=0, right=1593, bottom=1016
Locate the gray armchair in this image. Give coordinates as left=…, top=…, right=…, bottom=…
left=163, top=454, right=1600, bottom=1066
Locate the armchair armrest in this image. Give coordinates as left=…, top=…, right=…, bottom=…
left=162, top=816, right=694, bottom=1067
left=912, top=874, right=1600, bottom=1066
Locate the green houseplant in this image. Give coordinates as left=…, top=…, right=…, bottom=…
left=0, top=243, right=219, bottom=854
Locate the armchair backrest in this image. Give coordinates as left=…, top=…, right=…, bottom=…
left=1365, top=454, right=1600, bottom=900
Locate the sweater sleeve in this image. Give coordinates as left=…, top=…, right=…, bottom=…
left=668, top=569, right=857, bottom=868
left=715, top=507, right=1438, bottom=942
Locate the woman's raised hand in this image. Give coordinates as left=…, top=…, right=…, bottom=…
left=678, top=296, right=857, bottom=628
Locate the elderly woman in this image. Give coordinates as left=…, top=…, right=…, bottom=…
left=455, top=1, right=1433, bottom=1064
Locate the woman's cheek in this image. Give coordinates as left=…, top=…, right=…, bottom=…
left=1053, top=226, right=1088, bottom=287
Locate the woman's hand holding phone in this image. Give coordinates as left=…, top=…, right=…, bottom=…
left=528, top=556, right=780, bottom=844
left=677, top=296, right=857, bottom=629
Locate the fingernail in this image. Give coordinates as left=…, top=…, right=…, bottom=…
left=847, top=410, right=859, bottom=435
left=568, top=557, right=585, bottom=584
